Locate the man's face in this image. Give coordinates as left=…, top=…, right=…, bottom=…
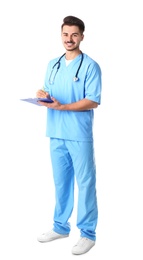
left=61, top=25, right=84, bottom=51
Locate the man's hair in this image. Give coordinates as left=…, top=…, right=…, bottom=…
left=61, top=16, right=85, bottom=34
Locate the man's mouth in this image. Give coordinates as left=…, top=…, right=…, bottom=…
left=65, top=41, right=75, bottom=47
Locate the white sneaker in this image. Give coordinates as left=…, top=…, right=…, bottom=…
left=72, top=237, right=95, bottom=255
left=37, top=230, right=69, bottom=243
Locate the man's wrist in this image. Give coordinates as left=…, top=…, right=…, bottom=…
left=60, top=104, right=66, bottom=110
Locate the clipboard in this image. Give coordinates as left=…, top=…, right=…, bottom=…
left=20, top=97, right=53, bottom=106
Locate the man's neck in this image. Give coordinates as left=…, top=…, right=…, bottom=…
left=65, top=50, right=81, bottom=60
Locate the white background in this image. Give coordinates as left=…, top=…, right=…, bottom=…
left=0, top=0, right=143, bottom=259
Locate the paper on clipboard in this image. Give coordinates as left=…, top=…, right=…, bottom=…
left=20, top=97, right=53, bottom=106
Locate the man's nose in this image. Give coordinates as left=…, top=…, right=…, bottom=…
left=67, top=35, right=73, bottom=41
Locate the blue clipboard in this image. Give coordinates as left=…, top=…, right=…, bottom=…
left=20, top=97, right=53, bottom=106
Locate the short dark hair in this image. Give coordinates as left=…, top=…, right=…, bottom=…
left=61, top=16, right=85, bottom=34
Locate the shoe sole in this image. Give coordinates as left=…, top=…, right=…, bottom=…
left=38, top=234, right=69, bottom=243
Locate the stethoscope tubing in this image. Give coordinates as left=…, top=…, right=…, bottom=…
left=49, top=52, right=83, bottom=84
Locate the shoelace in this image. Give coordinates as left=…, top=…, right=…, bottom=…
left=76, top=237, right=88, bottom=246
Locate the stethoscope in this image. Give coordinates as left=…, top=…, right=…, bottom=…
left=48, top=52, right=84, bottom=84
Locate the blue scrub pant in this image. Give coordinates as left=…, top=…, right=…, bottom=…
left=50, top=138, right=98, bottom=241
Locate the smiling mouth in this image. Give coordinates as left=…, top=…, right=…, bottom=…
left=65, top=41, right=75, bottom=46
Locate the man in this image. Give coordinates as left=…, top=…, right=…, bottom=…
left=36, top=15, right=102, bottom=255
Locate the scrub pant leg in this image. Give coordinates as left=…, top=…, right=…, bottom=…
left=50, top=138, right=98, bottom=241
left=50, top=138, right=74, bottom=235
left=66, top=140, right=98, bottom=241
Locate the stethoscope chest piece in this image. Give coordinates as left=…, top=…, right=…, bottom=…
left=73, top=77, right=79, bottom=82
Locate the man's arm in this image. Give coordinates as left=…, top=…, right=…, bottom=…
left=38, top=96, right=98, bottom=111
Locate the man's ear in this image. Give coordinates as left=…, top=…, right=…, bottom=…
left=81, top=34, right=84, bottom=41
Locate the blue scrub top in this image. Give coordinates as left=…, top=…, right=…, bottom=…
left=44, top=53, right=102, bottom=141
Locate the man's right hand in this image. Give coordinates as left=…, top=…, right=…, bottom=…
left=36, top=89, right=49, bottom=98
